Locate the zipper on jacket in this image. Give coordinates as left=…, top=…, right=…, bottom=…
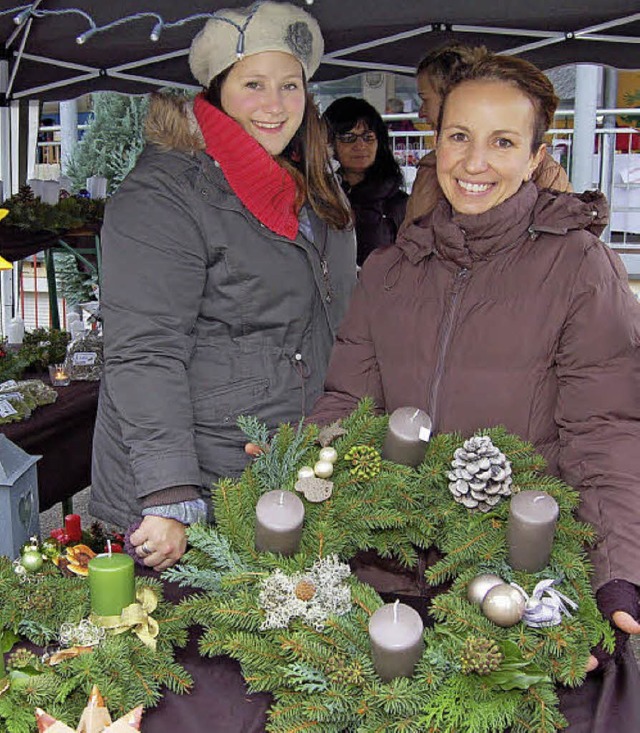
left=428, top=266, right=469, bottom=430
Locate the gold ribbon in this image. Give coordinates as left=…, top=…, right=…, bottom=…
left=91, top=587, right=159, bottom=650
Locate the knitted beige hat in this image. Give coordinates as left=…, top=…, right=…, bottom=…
left=189, top=1, right=324, bottom=88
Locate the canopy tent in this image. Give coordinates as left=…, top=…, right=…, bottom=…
left=0, top=1, right=637, bottom=102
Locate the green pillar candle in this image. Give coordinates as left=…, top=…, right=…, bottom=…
left=88, top=553, right=135, bottom=617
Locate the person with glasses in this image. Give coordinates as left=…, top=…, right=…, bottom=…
left=324, top=97, right=408, bottom=266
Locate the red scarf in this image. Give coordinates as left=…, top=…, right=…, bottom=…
left=193, top=94, right=299, bottom=240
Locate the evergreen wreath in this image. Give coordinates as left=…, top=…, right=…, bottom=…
left=0, top=560, right=192, bottom=733
left=166, top=399, right=612, bottom=733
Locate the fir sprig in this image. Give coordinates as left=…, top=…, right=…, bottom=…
left=171, top=401, right=611, bottom=733
left=0, top=560, right=192, bottom=731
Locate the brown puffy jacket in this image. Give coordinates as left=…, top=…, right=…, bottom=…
left=401, top=148, right=572, bottom=233
left=311, top=182, right=640, bottom=592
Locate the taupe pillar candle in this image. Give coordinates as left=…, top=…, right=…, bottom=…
left=369, top=600, right=424, bottom=681
left=507, top=490, right=559, bottom=572
left=255, top=490, right=305, bottom=556
left=382, top=407, right=432, bottom=467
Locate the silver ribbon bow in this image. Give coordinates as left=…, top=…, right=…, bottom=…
left=511, top=578, right=578, bottom=628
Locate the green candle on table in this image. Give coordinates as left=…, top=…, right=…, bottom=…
left=88, top=552, right=135, bottom=616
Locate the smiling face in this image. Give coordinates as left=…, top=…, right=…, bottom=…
left=334, top=121, right=378, bottom=186
left=436, top=80, right=545, bottom=215
left=220, top=51, right=306, bottom=156
left=416, top=71, right=442, bottom=128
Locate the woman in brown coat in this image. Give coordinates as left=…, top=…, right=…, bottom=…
left=310, top=53, right=640, bottom=731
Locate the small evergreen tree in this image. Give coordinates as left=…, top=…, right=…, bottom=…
left=66, top=92, right=150, bottom=195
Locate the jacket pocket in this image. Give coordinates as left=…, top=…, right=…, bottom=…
left=193, top=377, right=270, bottom=425
left=192, top=377, right=270, bottom=481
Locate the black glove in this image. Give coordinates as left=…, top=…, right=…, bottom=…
left=590, top=579, right=640, bottom=668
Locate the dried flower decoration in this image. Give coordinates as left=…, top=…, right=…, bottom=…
left=259, top=555, right=352, bottom=631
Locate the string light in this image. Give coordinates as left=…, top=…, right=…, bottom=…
left=4, top=2, right=319, bottom=47
left=150, top=20, right=164, bottom=43
left=13, top=8, right=31, bottom=26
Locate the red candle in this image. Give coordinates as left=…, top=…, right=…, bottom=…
left=64, top=514, right=82, bottom=543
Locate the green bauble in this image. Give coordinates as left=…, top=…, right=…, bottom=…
left=20, top=549, right=44, bottom=573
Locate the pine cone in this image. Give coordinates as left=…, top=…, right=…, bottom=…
left=344, top=445, right=382, bottom=480
left=294, top=579, right=316, bottom=601
left=447, top=435, right=512, bottom=512
left=460, top=636, right=503, bottom=675
left=13, top=184, right=35, bottom=204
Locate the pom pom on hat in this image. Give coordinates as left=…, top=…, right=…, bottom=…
left=189, top=1, right=324, bottom=87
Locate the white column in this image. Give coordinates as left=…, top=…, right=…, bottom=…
left=10, top=100, right=20, bottom=194
left=0, top=60, right=12, bottom=338
left=600, top=67, right=618, bottom=244
left=27, top=99, right=40, bottom=181
left=570, top=65, right=601, bottom=193
left=59, top=98, right=78, bottom=175
left=0, top=60, right=11, bottom=196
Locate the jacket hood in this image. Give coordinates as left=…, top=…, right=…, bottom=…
left=144, top=93, right=205, bottom=153
left=396, top=184, right=609, bottom=267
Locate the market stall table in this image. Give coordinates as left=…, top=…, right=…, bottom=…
left=0, top=378, right=99, bottom=511
left=137, top=557, right=640, bottom=733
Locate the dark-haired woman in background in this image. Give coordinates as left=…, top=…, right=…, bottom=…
left=324, top=97, right=408, bottom=266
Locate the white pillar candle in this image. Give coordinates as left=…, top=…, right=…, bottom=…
left=382, top=407, right=432, bottom=467
left=368, top=600, right=424, bottom=682
left=507, top=490, right=559, bottom=572
left=255, top=490, right=305, bottom=557
left=7, top=316, right=24, bottom=345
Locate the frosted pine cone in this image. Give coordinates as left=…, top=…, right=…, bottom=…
left=447, top=435, right=512, bottom=512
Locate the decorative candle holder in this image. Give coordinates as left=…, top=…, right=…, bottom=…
left=48, top=363, right=71, bottom=387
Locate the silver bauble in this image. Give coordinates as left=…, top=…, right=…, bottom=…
left=481, top=583, right=526, bottom=627
left=467, top=573, right=504, bottom=605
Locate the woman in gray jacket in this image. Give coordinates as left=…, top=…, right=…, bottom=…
left=90, top=1, right=356, bottom=570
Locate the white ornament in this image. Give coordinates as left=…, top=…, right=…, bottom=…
left=467, top=573, right=504, bottom=605
left=481, top=583, right=526, bottom=627
left=297, top=466, right=316, bottom=481
left=318, top=446, right=338, bottom=464
left=313, top=460, right=334, bottom=479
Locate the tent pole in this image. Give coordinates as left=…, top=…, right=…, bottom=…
left=600, top=68, right=618, bottom=245
left=571, top=65, right=601, bottom=193
left=0, top=59, right=12, bottom=338
left=60, top=99, right=78, bottom=176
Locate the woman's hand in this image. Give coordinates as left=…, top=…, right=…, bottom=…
left=245, top=443, right=263, bottom=457
left=130, top=515, right=187, bottom=572
left=586, top=580, right=640, bottom=672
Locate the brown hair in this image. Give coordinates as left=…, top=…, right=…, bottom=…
left=205, top=69, right=351, bottom=230
left=416, top=44, right=488, bottom=97
left=439, top=54, right=559, bottom=153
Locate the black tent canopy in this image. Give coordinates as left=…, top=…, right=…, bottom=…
left=0, top=1, right=638, bottom=102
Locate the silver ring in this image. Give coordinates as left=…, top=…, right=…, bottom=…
left=141, top=541, right=153, bottom=556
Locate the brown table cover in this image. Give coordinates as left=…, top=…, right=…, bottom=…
left=137, top=554, right=640, bottom=733
left=0, top=378, right=99, bottom=510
